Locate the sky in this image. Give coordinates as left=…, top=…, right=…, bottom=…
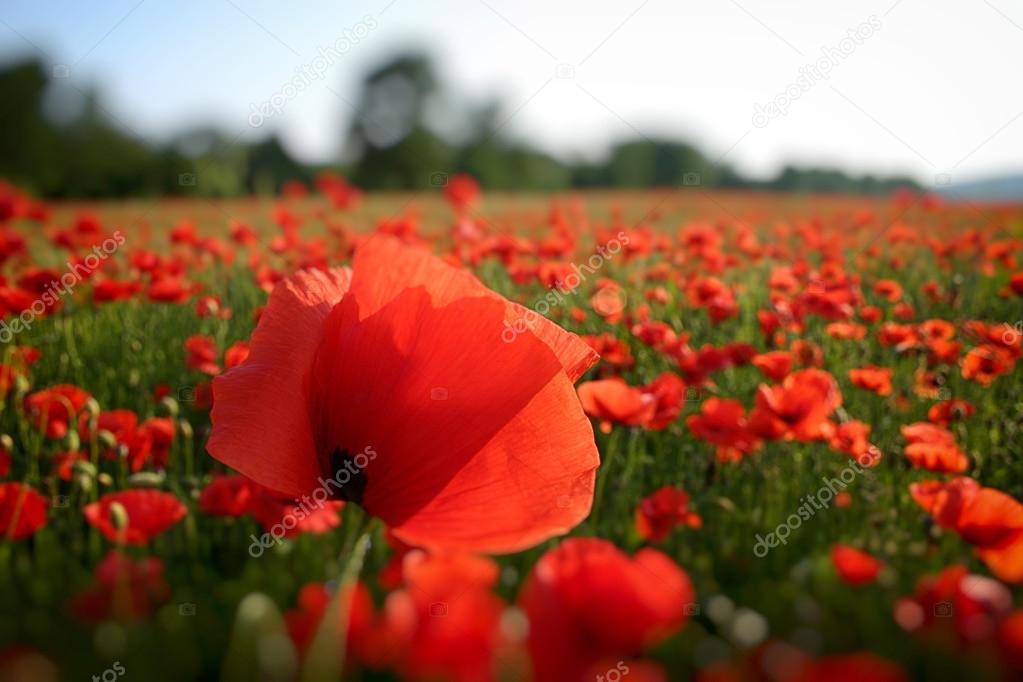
left=1, top=0, right=1022, bottom=186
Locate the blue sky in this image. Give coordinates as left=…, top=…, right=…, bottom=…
left=2, top=0, right=1022, bottom=185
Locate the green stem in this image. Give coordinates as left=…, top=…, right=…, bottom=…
left=300, top=512, right=374, bottom=682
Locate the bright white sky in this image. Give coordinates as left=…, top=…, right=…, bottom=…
left=2, top=0, right=1022, bottom=185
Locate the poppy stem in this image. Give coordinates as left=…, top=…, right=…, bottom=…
left=300, top=512, right=375, bottom=682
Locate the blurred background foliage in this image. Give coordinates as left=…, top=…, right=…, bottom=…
left=0, top=51, right=920, bottom=198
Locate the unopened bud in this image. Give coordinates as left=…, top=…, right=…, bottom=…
left=13, top=375, right=31, bottom=395
left=127, top=472, right=165, bottom=488
left=97, top=472, right=114, bottom=487
left=178, top=419, right=193, bottom=440
left=109, top=501, right=129, bottom=530
left=72, top=460, right=97, bottom=478
left=83, top=397, right=101, bottom=419
left=97, top=430, right=118, bottom=450
left=159, top=397, right=180, bottom=419
left=64, top=430, right=81, bottom=452
left=0, top=434, right=12, bottom=451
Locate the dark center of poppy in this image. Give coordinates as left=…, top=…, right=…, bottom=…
left=328, top=447, right=368, bottom=506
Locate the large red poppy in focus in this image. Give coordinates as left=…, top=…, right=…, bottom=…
left=209, top=234, right=600, bottom=553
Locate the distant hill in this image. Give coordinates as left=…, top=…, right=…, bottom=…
left=937, top=172, right=1023, bottom=202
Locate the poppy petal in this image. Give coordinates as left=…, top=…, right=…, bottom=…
left=351, top=234, right=597, bottom=381
left=209, top=267, right=352, bottom=496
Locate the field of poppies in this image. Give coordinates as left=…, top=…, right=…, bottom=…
left=0, top=175, right=1021, bottom=681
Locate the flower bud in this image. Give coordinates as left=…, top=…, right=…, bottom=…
left=109, top=501, right=129, bottom=530
left=97, top=430, right=118, bottom=450
left=83, top=397, right=101, bottom=419
left=64, top=430, right=81, bottom=453
left=159, top=397, right=180, bottom=419
left=127, top=472, right=165, bottom=488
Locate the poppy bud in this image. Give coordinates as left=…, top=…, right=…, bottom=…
left=13, top=374, right=31, bottom=395
left=109, top=501, right=129, bottom=530
left=97, top=472, right=114, bottom=487
left=72, top=460, right=97, bottom=478
left=178, top=419, right=193, bottom=440
left=222, top=593, right=296, bottom=682
left=97, top=429, right=118, bottom=450
left=76, top=475, right=93, bottom=494
left=0, top=434, right=12, bottom=451
left=159, top=396, right=180, bottom=419
left=83, top=397, right=101, bottom=419
left=64, top=430, right=80, bottom=453
left=127, top=472, right=165, bottom=488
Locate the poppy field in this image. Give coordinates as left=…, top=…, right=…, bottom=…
left=0, top=177, right=1022, bottom=681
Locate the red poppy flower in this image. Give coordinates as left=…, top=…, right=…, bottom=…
left=911, top=478, right=1023, bottom=582
left=848, top=365, right=893, bottom=396
left=1000, top=610, right=1023, bottom=671
left=209, top=234, right=599, bottom=553
left=577, top=379, right=656, bottom=433
left=893, top=565, right=1013, bottom=644
left=378, top=551, right=510, bottom=681
left=184, top=335, right=221, bottom=376
left=961, top=344, right=1014, bottom=386
left=752, top=351, right=793, bottom=382
left=831, top=545, right=882, bottom=585
left=24, top=384, right=92, bottom=438
left=0, top=482, right=48, bottom=540
left=791, top=653, right=908, bottom=682
left=686, top=398, right=760, bottom=462
left=826, top=321, right=866, bottom=340
left=927, top=399, right=975, bottom=426
left=901, top=423, right=969, bottom=473
left=224, top=341, right=250, bottom=369
left=635, top=486, right=701, bottom=542
left=519, top=537, right=693, bottom=682
left=443, top=173, right=480, bottom=212
left=749, top=369, right=841, bottom=442
left=828, top=420, right=882, bottom=467
left=284, top=581, right=376, bottom=669
left=69, top=551, right=170, bottom=623
left=84, top=489, right=187, bottom=545
left=198, top=475, right=253, bottom=517
left=247, top=484, right=345, bottom=538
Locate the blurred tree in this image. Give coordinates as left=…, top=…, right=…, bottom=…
left=0, top=56, right=921, bottom=197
